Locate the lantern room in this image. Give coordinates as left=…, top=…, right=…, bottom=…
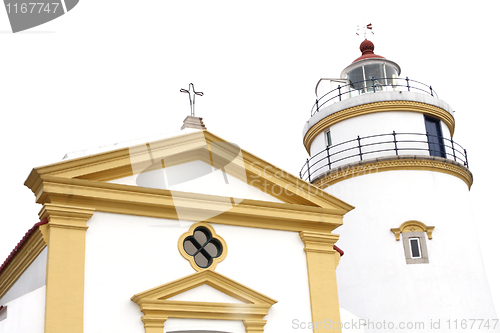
left=340, top=39, right=401, bottom=92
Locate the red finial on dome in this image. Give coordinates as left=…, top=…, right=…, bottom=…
left=353, top=39, right=385, bottom=63
left=360, top=39, right=375, bottom=54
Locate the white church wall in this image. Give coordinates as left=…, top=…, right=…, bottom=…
left=339, top=307, right=366, bottom=333
left=84, top=212, right=312, bottom=333
left=163, top=317, right=247, bottom=333
left=0, top=285, right=45, bottom=333
left=0, top=247, right=46, bottom=305
left=108, top=160, right=283, bottom=203
left=326, top=170, right=498, bottom=332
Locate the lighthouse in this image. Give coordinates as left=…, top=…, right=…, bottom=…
left=301, top=39, right=499, bottom=331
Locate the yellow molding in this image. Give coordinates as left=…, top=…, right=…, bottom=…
left=303, top=101, right=455, bottom=154
left=178, top=222, right=228, bottom=272
left=42, top=204, right=94, bottom=333
left=24, top=130, right=354, bottom=212
left=243, top=319, right=267, bottom=333
left=313, top=157, right=473, bottom=189
left=31, top=175, right=344, bottom=233
left=131, top=270, right=277, bottom=333
left=300, top=231, right=339, bottom=254
left=391, top=220, right=435, bottom=241
left=0, top=226, right=47, bottom=300
left=300, top=231, right=342, bottom=333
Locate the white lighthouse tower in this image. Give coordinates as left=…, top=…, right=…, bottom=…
left=301, top=39, right=499, bottom=331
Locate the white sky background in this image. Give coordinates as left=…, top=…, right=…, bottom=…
left=0, top=0, right=498, bottom=317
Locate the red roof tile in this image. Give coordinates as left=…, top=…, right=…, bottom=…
left=0, top=220, right=48, bottom=277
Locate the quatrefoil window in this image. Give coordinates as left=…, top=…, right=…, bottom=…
left=178, top=223, right=227, bottom=271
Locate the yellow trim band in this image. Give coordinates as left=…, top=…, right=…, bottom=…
left=31, top=175, right=345, bottom=233
left=312, top=157, right=473, bottom=189
left=303, top=101, right=455, bottom=154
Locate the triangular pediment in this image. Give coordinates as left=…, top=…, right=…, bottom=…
left=107, top=160, right=284, bottom=204
left=131, top=270, right=276, bottom=306
left=165, top=284, right=246, bottom=304
left=131, top=270, right=277, bottom=326
left=25, top=130, right=353, bottom=233
left=26, top=130, right=352, bottom=211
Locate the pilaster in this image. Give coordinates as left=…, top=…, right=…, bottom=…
left=39, top=203, right=94, bottom=333
left=300, top=231, right=342, bottom=333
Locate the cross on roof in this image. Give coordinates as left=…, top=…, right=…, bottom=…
left=180, top=83, right=204, bottom=117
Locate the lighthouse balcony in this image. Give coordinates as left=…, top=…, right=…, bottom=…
left=299, top=131, right=469, bottom=183
left=312, top=77, right=436, bottom=116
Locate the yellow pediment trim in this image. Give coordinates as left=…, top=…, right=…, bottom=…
left=131, top=270, right=276, bottom=332
left=132, top=270, right=277, bottom=306
left=25, top=130, right=353, bottom=213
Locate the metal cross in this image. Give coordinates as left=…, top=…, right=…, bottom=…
left=180, top=83, right=204, bottom=117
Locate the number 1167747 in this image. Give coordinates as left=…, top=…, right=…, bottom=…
left=6, top=3, right=60, bottom=14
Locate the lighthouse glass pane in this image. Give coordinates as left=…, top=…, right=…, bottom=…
left=347, top=67, right=365, bottom=91
left=409, top=238, right=421, bottom=258
left=364, top=64, right=384, bottom=91
left=385, top=66, right=398, bottom=86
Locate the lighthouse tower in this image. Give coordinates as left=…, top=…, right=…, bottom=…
left=301, top=39, right=499, bottom=331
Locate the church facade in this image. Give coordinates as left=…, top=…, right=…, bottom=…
left=0, top=123, right=354, bottom=333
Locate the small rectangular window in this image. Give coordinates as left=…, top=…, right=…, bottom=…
left=409, top=238, right=421, bottom=258
left=424, top=116, right=446, bottom=158
left=325, top=131, right=332, bottom=147
left=0, top=305, right=7, bottom=322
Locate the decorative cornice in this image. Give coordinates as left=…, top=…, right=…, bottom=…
left=32, top=175, right=344, bottom=233
left=299, top=231, right=339, bottom=254
left=313, top=156, right=473, bottom=189
left=303, top=100, right=455, bottom=154
left=39, top=204, right=95, bottom=222
left=391, top=220, right=435, bottom=241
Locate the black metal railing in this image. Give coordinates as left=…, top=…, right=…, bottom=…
left=299, top=132, right=468, bottom=182
left=311, top=77, right=437, bottom=116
